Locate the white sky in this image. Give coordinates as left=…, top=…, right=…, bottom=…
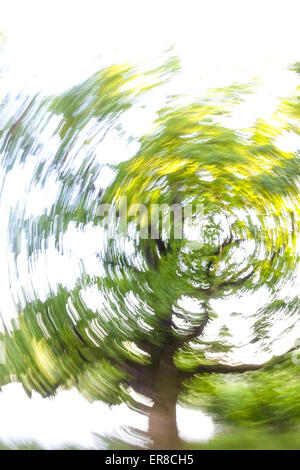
left=0, top=0, right=300, bottom=93
left=0, top=0, right=300, bottom=449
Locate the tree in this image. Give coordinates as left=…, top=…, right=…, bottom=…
left=1, top=57, right=300, bottom=449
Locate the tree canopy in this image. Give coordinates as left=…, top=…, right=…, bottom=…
left=1, top=55, right=300, bottom=449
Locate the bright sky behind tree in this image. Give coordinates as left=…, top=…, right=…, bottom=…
left=0, top=0, right=299, bottom=449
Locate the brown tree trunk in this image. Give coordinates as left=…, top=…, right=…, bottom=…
left=148, top=344, right=182, bottom=450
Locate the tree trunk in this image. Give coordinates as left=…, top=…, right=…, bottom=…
left=148, top=344, right=182, bottom=449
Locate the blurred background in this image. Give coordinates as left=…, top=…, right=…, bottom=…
left=0, top=0, right=300, bottom=450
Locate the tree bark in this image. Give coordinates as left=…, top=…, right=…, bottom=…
left=148, top=343, right=182, bottom=450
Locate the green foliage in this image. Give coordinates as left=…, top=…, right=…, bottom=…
left=183, top=356, right=300, bottom=430
left=187, top=429, right=300, bottom=450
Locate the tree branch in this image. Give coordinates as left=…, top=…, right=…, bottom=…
left=181, top=345, right=298, bottom=378
left=176, top=302, right=210, bottom=345
left=188, top=362, right=264, bottom=374
left=218, top=269, right=255, bottom=289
